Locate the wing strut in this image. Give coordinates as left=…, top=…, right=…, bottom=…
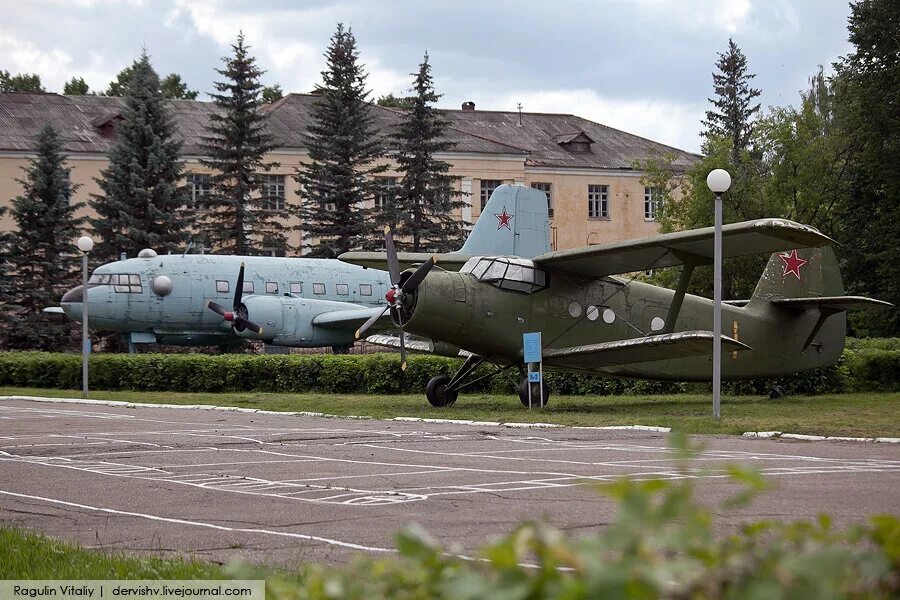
left=661, top=253, right=701, bottom=334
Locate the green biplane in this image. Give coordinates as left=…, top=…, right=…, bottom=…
left=342, top=185, right=893, bottom=408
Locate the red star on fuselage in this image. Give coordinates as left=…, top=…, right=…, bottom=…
left=780, top=249, right=808, bottom=280
left=494, top=207, right=514, bottom=230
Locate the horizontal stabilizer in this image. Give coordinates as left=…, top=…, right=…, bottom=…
left=542, top=331, right=752, bottom=369
left=312, top=306, right=393, bottom=331
left=42, top=307, right=65, bottom=314
left=534, top=218, right=833, bottom=278
left=770, top=296, right=894, bottom=311
left=339, top=251, right=472, bottom=271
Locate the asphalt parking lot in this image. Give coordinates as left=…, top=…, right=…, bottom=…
left=1, top=397, right=899, bottom=566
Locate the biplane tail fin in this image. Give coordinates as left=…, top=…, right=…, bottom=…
left=752, top=245, right=844, bottom=302
left=459, top=184, right=551, bottom=259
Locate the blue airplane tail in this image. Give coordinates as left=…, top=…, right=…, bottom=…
left=459, top=184, right=551, bottom=258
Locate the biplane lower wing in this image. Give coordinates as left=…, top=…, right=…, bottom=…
left=541, top=331, right=752, bottom=370
left=534, top=218, right=834, bottom=278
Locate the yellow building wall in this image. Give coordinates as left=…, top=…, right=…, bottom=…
left=0, top=151, right=671, bottom=254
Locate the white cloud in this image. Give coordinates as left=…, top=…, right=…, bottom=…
left=474, top=89, right=705, bottom=153
left=634, top=0, right=752, bottom=34
left=0, top=32, right=114, bottom=92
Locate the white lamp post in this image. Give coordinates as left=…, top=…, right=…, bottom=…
left=706, top=169, right=731, bottom=420
left=76, top=235, right=94, bottom=398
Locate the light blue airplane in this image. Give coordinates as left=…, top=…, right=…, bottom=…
left=53, top=185, right=551, bottom=352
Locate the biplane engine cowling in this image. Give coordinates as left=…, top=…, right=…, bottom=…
left=236, top=296, right=359, bottom=347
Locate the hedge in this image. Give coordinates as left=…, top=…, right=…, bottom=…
left=0, top=343, right=897, bottom=395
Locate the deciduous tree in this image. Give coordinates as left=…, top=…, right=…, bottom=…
left=63, top=77, right=90, bottom=95
left=0, top=71, right=45, bottom=92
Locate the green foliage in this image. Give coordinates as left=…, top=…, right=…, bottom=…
left=702, top=37, right=761, bottom=160
left=261, top=84, right=283, bottom=104
left=199, top=32, right=285, bottom=255
left=0, top=70, right=45, bottom=92
left=376, top=92, right=415, bottom=109
left=1, top=344, right=896, bottom=395
left=90, top=52, right=190, bottom=262
left=105, top=65, right=198, bottom=99
left=0, top=125, right=84, bottom=351
left=384, top=53, right=466, bottom=252
left=831, top=0, right=900, bottom=336
left=63, top=76, right=90, bottom=95
left=294, top=23, right=386, bottom=257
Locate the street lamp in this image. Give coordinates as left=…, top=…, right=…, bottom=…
left=76, top=235, right=93, bottom=398
left=706, top=169, right=731, bottom=420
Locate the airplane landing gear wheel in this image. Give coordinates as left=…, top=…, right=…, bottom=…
left=518, top=378, right=550, bottom=407
left=426, top=375, right=458, bottom=407
left=769, top=385, right=787, bottom=400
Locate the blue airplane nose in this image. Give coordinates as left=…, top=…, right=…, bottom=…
left=62, top=285, right=84, bottom=303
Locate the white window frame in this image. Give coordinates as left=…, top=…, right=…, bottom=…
left=644, top=186, right=663, bottom=221
left=588, top=184, right=609, bottom=219
left=186, top=173, right=212, bottom=211
left=374, top=177, right=398, bottom=210
left=531, top=182, right=552, bottom=217
left=261, top=175, right=286, bottom=211
left=480, top=179, right=503, bottom=210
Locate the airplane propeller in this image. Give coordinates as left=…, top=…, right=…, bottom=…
left=204, top=262, right=264, bottom=335
left=354, top=227, right=436, bottom=370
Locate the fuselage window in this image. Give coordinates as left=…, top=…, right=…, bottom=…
left=216, top=280, right=229, bottom=293
left=289, top=282, right=302, bottom=294
left=110, top=273, right=142, bottom=294
left=243, top=281, right=254, bottom=294
left=313, top=283, right=325, bottom=295
left=266, top=282, right=278, bottom=294
left=359, top=283, right=372, bottom=296
left=336, top=283, right=349, bottom=295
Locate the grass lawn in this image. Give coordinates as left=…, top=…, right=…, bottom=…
left=2, top=386, right=898, bottom=437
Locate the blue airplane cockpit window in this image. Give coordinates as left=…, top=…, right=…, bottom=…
left=216, top=280, right=229, bottom=293
left=89, top=274, right=112, bottom=284
left=110, top=273, right=142, bottom=294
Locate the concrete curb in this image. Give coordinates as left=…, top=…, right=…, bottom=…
left=742, top=430, right=900, bottom=444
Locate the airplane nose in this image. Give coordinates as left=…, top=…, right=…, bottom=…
left=62, top=285, right=84, bottom=303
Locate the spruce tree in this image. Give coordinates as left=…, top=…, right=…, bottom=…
left=90, top=53, right=189, bottom=262
left=63, top=77, right=90, bottom=95
left=702, top=38, right=761, bottom=161
left=1, top=125, right=84, bottom=350
left=200, top=33, right=284, bottom=255
left=261, top=84, right=283, bottom=104
left=295, top=23, right=386, bottom=257
left=387, top=53, right=465, bottom=252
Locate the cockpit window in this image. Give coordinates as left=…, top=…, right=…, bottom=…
left=88, top=274, right=112, bottom=284
left=106, top=273, right=143, bottom=293
left=460, top=257, right=548, bottom=293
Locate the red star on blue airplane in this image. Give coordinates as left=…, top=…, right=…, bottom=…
left=494, top=207, right=513, bottom=230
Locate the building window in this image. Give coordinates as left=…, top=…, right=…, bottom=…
left=313, top=283, right=325, bottom=295
left=261, top=175, right=286, bottom=211
left=186, top=173, right=212, bottom=210
left=289, top=282, right=302, bottom=294
left=480, top=179, right=502, bottom=210
left=644, top=187, right=663, bottom=221
left=216, top=280, right=229, bottom=293
left=242, top=281, right=254, bottom=294
left=266, top=282, right=278, bottom=294
left=359, top=283, right=372, bottom=296
left=374, top=177, right=398, bottom=209
left=336, top=283, right=349, bottom=295
left=588, top=184, right=609, bottom=219
left=531, top=182, right=552, bottom=217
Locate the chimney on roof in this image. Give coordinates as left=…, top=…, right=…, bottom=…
left=461, top=101, right=475, bottom=111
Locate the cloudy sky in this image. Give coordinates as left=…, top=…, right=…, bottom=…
left=1, top=0, right=855, bottom=152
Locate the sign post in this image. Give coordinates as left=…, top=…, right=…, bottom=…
left=523, top=332, right=544, bottom=409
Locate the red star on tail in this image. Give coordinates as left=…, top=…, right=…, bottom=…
left=780, top=249, right=808, bottom=280
left=494, top=207, right=514, bottom=230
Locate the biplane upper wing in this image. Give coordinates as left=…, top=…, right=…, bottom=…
left=338, top=252, right=473, bottom=272
left=541, top=331, right=752, bottom=370
left=533, top=218, right=834, bottom=278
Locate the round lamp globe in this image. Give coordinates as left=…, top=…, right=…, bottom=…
left=707, top=169, right=731, bottom=193
left=76, top=236, right=94, bottom=253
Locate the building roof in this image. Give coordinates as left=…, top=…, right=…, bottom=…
left=0, top=92, right=699, bottom=170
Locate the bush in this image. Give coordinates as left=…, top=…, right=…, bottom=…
left=0, top=343, right=897, bottom=395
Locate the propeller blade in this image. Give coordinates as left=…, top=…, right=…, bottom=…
left=355, top=305, right=390, bottom=339
left=398, top=323, right=407, bottom=371
left=384, top=226, right=401, bottom=286
left=401, top=256, right=436, bottom=294
left=234, top=317, right=263, bottom=336
left=205, top=300, right=230, bottom=318
left=234, top=262, right=246, bottom=310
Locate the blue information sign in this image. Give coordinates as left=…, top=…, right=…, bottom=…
left=528, top=371, right=542, bottom=383
left=523, top=332, right=542, bottom=363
